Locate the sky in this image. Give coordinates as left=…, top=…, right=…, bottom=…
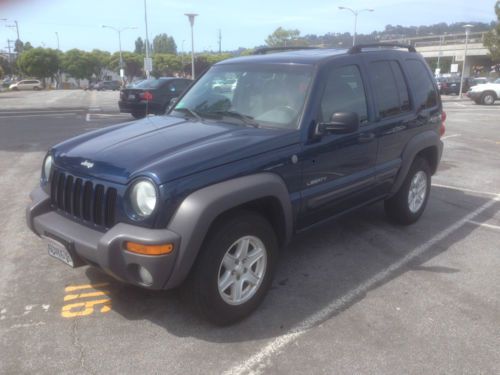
left=0, top=0, right=497, bottom=53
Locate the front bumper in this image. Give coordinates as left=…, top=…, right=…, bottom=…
left=466, top=91, right=481, bottom=100
left=26, top=187, right=181, bottom=290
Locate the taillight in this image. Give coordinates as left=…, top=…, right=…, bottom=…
left=139, top=91, right=153, bottom=101
left=440, top=111, right=446, bottom=137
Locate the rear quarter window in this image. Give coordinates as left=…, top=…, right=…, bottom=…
left=405, top=59, right=438, bottom=110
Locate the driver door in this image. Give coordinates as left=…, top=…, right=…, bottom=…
left=298, top=62, right=379, bottom=229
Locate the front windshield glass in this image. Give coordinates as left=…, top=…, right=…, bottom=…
left=172, top=64, right=313, bottom=129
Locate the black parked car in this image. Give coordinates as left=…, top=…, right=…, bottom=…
left=94, top=80, right=121, bottom=91
left=27, top=44, right=444, bottom=325
left=119, top=77, right=192, bottom=119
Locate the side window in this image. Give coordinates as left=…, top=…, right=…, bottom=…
left=405, top=59, right=438, bottom=110
left=369, top=61, right=405, bottom=118
left=320, top=65, right=368, bottom=124
left=390, top=61, right=410, bottom=112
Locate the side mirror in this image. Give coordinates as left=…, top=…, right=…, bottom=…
left=316, top=112, right=359, bottom=135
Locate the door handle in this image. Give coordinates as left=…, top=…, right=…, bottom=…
left=358, top=133, right=375, bottom=143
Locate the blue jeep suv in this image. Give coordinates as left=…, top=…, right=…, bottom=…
left=27, top=44, right=444, bottom=325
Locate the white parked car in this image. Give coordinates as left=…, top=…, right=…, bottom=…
left=9, top=79, right=42, bottom=91
left=467, top=79, right=500, bottom=105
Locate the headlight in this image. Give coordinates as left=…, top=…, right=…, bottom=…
left=130, top=180, right=157, bottom=217
left=43, top=155, right=53, bottom=181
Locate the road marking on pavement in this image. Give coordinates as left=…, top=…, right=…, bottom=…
left=0, top=113, right=76, bottom=118
left=468, top=220, right=500, bottom=231
left=86, top=113, right=131, bottom=122
left=441, top=134, right=461, bottom=140
left=223, top=193, right=500, bottom=375
left=432, top=183, right=499, bottom=197
left=61, top=283, right=111, bottom=318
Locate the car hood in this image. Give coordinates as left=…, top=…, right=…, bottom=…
left=52, top=115, right=299, bottom=185
left=471, top=83, right=500, bottom=91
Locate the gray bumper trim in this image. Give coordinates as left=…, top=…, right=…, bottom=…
left=27, top=187, right=180, bottom=290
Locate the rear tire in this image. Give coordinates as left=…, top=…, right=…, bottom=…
left=183, top=211, right=279, bottom=326
left=385, top=157, right=431, bottom=225
left=131, top=111, right=146, bottom=119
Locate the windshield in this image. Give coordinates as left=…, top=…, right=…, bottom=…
left=172, top=64, right=313, bottom=129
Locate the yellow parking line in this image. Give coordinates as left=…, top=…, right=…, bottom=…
left=64, top=283, right=110, bottom=292
left=64, top=291, right=109, bottom=302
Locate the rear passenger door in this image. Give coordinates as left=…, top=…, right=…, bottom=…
left=361, top=56, right=415, bottom=195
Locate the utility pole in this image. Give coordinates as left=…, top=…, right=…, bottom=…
left=218, top=29, right=222, bottom=54
left=144, top=0, right=151, bottom=79
left=459, top=24, right=473, bottom=99
left=55, top=32, right=60, bottom=50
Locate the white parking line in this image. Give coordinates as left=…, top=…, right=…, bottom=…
left=432, top=183, right=499, bottom=197
left=223, top=193, right=500, bottom=375
left=0, top=113, right=76, bottom=118
left=468, top=220, right=500, bottom=231
left=441, top=134, right=461, bottom=140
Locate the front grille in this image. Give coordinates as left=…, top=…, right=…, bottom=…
left=50, top=169, right=117, bottom=228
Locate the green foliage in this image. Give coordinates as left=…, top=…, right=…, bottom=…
left=152, top=33, right=177, bottom=54
left=61, top=49, right=95, bottom=82
left=89, top=49, right=111, bottom=79
left=17, top=48, right=59, bottom=83
left=109, top=52, right=143, bottom=79
left=265, top=27, right=307, bottom=47
left=134, top=37, right=145, bottom=54
left=24, top=42, right=34, bottom=51
left=0, top=56, right=10, bottom=76
left=152, top=54, right=181, bottom=76
left=484, top=1, right=500, bottom=62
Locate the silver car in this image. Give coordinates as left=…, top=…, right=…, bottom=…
left=9, top=79, right=42, bottom=91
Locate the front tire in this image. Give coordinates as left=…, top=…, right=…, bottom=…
left=185, top=211, right=279, bottom=325
left=481, top=92, right=495, bottom=105
left=385, top=157, right=431, bottom=225
left=131, top=111, right=146, bottom=119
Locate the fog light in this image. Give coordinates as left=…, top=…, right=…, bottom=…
left=138, top=266, right=153, bottom=286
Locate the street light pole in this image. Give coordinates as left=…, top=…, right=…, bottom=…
left=102, top=25, right=137, bottom=80
left=338, top=7, right=374, bottom=46
left=185, top=13, right=198, bottom=79
left=55, top=32, right=60, bottom=50
left=459, top=24, right=473, bottom=99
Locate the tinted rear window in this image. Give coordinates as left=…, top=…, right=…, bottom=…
left=369, top=61, right=404, bottom=118
left=405, top=59, right=438, bottom=110
left=132, top=79, right=168, bottom=89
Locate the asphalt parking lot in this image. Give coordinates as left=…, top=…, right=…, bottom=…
left=0, top=92, right=499, bottom=374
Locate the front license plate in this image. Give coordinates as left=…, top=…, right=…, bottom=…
left=44, top=237, right=75, bottom=268
left=128, top=94, right=135, bottom=100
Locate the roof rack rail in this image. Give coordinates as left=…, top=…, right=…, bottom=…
left=348, top=43, right=416, bottom=54
left=252, top=46, right=319, bottom=55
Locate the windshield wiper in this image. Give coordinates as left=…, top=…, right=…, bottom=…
left=210, top=110, right=259, bottom=127
left=173, top=107, right=203, bottom=122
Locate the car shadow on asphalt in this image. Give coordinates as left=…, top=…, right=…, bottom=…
left=84, top=186, right=498, bottom=341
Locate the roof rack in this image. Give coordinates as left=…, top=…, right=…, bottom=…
left=348, top=43, right=416, bottom=54
left=252, top=46, right=319, bottom=55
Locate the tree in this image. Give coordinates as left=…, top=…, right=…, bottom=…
left=0, top=56, right=10, bottom=76
left=134, top=37, right=145, bottom=54
left=23, top=42, right=34, bottom=51
left=153, top=33, right=177, bottom=54
left=484, top=1, right=500, bottom=62
left=17, top=48, right=59, bottom=87
left=88, top=49, right=111, bottom=80
left=61, top=49, right=95, bottom=86
left=152, top=54, right=181, bottom=76
left=265, top=27, right=306, bottom=47
left=109, top=52, right=143, bottom=81
left=0, top=65, right=4, bottom=79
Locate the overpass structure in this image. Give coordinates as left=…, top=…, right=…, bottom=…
left=384, top=32, right=493, bottom=77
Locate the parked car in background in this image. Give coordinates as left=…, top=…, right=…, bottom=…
left=467, top=80, right=500, bottom=105
left=93, top=80, right=121, bottom=91
left=438, top=77, right=488, bottom=95
left=119, top=77, right=192, bottom=118
left=9, top=79, right=42, bottom=91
